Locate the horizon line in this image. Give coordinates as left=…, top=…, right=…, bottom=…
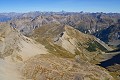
left=0, top=11, right=120, bottom=14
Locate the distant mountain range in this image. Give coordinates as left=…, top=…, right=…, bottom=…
left=1, top=12, right=119, bottom=47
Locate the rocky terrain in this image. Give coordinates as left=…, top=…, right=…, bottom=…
left=0, top=12, right=120, bottom=80
left=32, top=23, right=114, bottom=62
left=21, top=54, right=114, bottom=80
left=0, top=23, right=115, bottom=80
left=0, top=23, right=48, bottom=80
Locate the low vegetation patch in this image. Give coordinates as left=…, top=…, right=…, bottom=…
left=86, top=41, right=107, bottom=52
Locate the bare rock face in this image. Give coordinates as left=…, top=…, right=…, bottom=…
left=21, top=54, right=114, bottom=80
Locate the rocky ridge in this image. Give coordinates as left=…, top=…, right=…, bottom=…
left=0, top=23, right=115, bottom=80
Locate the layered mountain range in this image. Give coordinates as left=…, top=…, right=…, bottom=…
left=0, top=12, right=120, bottom=80
left=2, top=12, right=119, bottom=47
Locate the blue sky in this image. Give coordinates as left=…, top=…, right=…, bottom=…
left=0, top=0, right=120, bottom=13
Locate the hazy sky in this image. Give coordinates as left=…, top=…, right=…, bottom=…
left=0, top=0, right=120, bottom=13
